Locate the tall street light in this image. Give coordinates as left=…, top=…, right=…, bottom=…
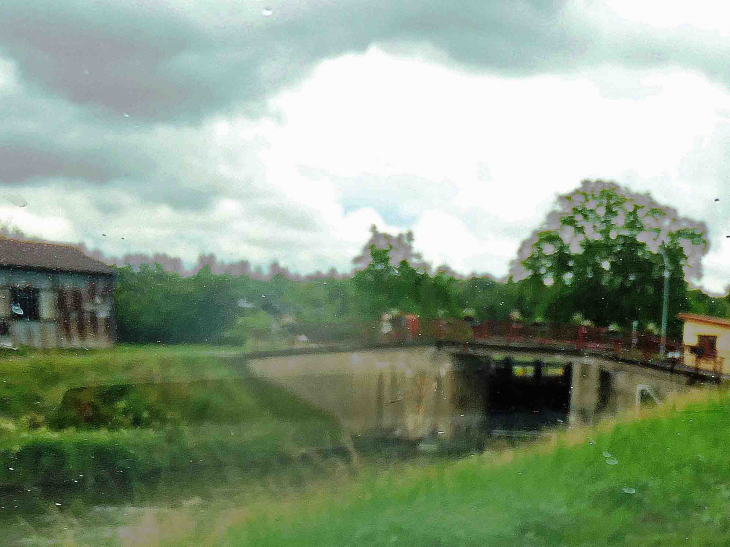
left=659, top=244, right=670, bottom=359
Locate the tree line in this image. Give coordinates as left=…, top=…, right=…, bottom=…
left=113, top=180, right=729, bottom=344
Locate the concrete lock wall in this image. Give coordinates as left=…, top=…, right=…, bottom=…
left=249, top=347, right=700, bottom=441
left=247, top=347, right=458, bottom=440
left=568, top=356, right=693, bottom=426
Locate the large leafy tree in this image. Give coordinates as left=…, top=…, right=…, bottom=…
left=353, top=244, right=459, bottom=320
left=512, top=180, right=709, bottom=335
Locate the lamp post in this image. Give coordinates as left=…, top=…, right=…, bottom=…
left=659, top=244, right=670, bottom=359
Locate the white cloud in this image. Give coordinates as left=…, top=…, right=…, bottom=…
left=255, top=47, right=730, bottom=287
left=0, top=56, right=19, bottom=93
left=4, top=44, right=729, bottom=293
left=601, top=0, right=730, bottom=32
left=0, top=204, right=78, bottom=241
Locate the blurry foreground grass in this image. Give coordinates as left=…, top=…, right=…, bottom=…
left=174, top=389, right=730, bottom=547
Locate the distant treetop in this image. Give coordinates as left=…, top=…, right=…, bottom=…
left=352, top=225, right=431, bottom=272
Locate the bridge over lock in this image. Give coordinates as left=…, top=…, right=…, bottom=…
left=242, top=333, right=717, bottom=445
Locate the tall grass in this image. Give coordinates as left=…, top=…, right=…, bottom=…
left=201, top=389, right=730, bottom=547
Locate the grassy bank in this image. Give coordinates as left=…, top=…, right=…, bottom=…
left=0, top=345, right=246, bottom=421
left=0, top=346, right=344, bottom=517
left=195, top=389, right=730, bottom=547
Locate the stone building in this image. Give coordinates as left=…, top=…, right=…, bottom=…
left=0, top=238, right=115, bottom=348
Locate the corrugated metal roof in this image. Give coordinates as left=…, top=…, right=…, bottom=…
left=0, top=238, right=115, bottom=275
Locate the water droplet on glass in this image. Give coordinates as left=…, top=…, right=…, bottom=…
left=606, top=458, right=619, bottom=465
left=602, top=451, right=612, bottom=458
left=261, top=7, right=273, bottom=16
left=622, top=487, right=636, bottom=494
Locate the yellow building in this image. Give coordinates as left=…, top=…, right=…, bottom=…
left=677, top=313, right=730, bottom=375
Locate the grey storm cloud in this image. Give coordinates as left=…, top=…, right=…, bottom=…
left=0, top=0, right=564, bottom=121
left=0, top=85, right=157, bottom=184
left=3, top=0, right=730, bottom=216
left=7, top=0, right=729, bottom=125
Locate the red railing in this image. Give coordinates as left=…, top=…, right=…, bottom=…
left=471, top=320, right=682, bottom=359
left=279, top=317, right=684, bottom=362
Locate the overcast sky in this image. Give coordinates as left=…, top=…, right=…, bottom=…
left=1, top=0, right=729, bottom=293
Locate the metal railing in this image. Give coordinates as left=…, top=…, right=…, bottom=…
left=471, top=320, right=682, bottom=358
left=268, top=318, right=683, bottom=359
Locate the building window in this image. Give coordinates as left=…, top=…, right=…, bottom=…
left=10, top=287, right=40, bottom=321
left=697, top=335, right=717, bottom=357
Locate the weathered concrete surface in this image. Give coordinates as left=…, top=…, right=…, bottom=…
left=246, top=344, right=708, bottom=441
left=568, top=355, right=697, bottom=426
left=247, top=346, right=454, bottom=440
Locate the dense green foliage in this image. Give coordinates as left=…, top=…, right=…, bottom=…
left=353, top=245, right=460, bottom=320
left=686, top=289, right=730, bottom=319
left=0, top=423, right=345, bottom=509
left=115, top=265, right=242, bottom=344
left=516, top=180, right=710, bottom=335
left=111, top=182, right=727, bottom=345
left=0, top=345, right=240, bottom=422
left=226, top=392, right=730, bottom=547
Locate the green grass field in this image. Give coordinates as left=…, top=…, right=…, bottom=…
left=200, top=390, right=730, bottom=547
